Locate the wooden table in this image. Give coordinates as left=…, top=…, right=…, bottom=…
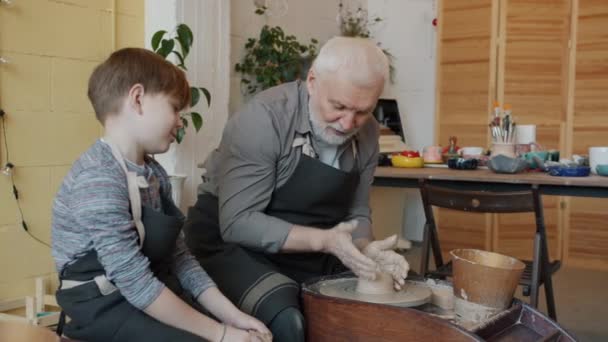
left=374, top=166, right=608, bottom=198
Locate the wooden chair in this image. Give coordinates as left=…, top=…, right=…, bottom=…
left=418, top=180, right=560, bottom=321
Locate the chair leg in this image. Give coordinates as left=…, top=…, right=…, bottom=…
left=429, top=222, right=444, bottom=270
left=541, top=236, right=557, bottom=321
left=420, top=223, right=431, bottom=277
left=544, top=269, right=557, bottom=321
left=530, top=233, right=542, bottom=309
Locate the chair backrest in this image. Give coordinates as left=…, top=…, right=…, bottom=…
left=420, top=182, right=540, bottom=214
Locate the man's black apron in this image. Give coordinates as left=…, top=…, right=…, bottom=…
left=184, top=138, right=360, bottom=325
left=55, top=142, right=206, bottom=342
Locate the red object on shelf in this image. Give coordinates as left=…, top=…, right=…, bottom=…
left=432, top=18, right=437, bottom=26
left=400, top=150, right=420, bottom=158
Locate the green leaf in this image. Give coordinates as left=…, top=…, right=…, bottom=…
left=151, top=30, right=167, bottom=51
left=191, top=112, right=203, bottom=132
left=181, top=117, right=189, bottom=128
left=255, top=6, right=267, bottom=15
left=176, top=24, right=193, bottom=57
left=176, top=127, right=185, bottom=143
left=199, top=87, right=211, bottom=106
left=190, top=87, right=200, bottom=107
left=171, top=50, right=187, bottom=70
left=157, top=39, right=175, bottom=58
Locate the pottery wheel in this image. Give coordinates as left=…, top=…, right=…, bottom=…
left=318, top=278, right=432, bottom=307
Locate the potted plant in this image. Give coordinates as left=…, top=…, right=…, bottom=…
left=150, top=24, right=211, bottom=143
left=336, top=2, right=395, bottom=82
left=149, top=24, right=211, bottom=206
left=235, top=8, right=319, bottom=95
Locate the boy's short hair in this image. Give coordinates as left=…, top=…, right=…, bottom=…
left=88, top=48, right=191, bottom=123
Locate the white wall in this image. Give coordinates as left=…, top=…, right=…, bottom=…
left=229, top=0, right=347, bottom=114
left=368, top=0, right=437, bottom=241
left=146, top=0, right=231, bottom=211
left=146, top=0, right=438, bottom=241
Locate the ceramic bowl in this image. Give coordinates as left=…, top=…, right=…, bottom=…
left=547, top=165, right=590, bottom=177
left=391, top=155, right=424, bottom=168
left=488, top=155, right=528, bottom=174
left=596, top=164, right=608, bottom=176
left=447, top=158, right=478, bottom=170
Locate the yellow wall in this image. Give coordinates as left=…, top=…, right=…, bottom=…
left=0, top=0, right=144, bottom=301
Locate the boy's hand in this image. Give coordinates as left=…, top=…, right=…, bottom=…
left=225, top=311, right=272, bottom=340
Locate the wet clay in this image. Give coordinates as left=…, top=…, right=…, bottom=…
left=356, top=272, right=394, bottom=294
left=319, top=276, right=431, bottom=307
left=454, top=297, right=501, bottom=323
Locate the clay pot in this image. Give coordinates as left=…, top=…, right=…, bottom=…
left=450, top=249, right=524, bottom=310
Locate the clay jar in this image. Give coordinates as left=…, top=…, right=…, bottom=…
left=491, top=143, right=516, bottom=158
left=356, top=272, right=394, bottom=295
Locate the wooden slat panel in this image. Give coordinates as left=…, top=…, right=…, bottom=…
left=438, top=124, right=488, bottom=148
left=572, top=0, right=608, bottom=153
left=437, top=0, right=493, bottom=143
left=436, top=210, right=489, bottom=261
left=567, top=198, right=608, bottom=270
left=493, top=0, right=569, bottom=263
left=570, top=0, right=608, bottom=266
left=436, top=0, right=494, bottom=251
left=568, top=0, right=608, bottom=270
left=495, top=197, right=560, bottom=261
left=502, top=0, right=570, bottom=151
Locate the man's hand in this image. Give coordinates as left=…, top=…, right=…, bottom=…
left=362, top=235, right=410, bottom=290
left=323, top=220, right=378, bottom=280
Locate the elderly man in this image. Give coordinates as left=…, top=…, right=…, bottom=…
left=184, top=37, right=409, bottom=341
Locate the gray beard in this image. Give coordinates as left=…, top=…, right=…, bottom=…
left=309, top=102, right=358, bottom=146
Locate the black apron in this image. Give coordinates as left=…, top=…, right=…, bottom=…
left=184, top=140, right=360, bottom=325
left=55, top=145, right=205, bottom=342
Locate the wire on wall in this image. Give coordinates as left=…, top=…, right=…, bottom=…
left=0, top=109, right=51, bottom=248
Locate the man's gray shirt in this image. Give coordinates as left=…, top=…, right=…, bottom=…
left=199, top=81, right=380, bottom=253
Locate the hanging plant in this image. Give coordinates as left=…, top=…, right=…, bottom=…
left=150, top=24, right=211, bottom=143
left=337, top=2, right=395, bottom=83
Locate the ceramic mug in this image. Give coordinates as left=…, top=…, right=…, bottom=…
left=524, top=151, right=548, bottom=169
left=458, top=146, right=484, bottom=159
left=423, top=146, right=443, bottom=163
left=589, top=147, right=608, bottom=175
left=596, top=164, right=608, bottom=176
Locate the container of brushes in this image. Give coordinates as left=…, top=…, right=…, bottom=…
left=490, top=143, right=516, bottom=158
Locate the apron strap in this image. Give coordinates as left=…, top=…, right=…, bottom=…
left=102, top=139, right=147, bottom=249
left=292, top=134, right=317, bottom=158
left=292, top=133, right=359, bottom=166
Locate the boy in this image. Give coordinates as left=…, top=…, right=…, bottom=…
left=52, top=48, right=271, bottom=342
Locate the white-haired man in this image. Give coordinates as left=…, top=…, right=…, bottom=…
left=184, top=37, right=409, bottom=341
